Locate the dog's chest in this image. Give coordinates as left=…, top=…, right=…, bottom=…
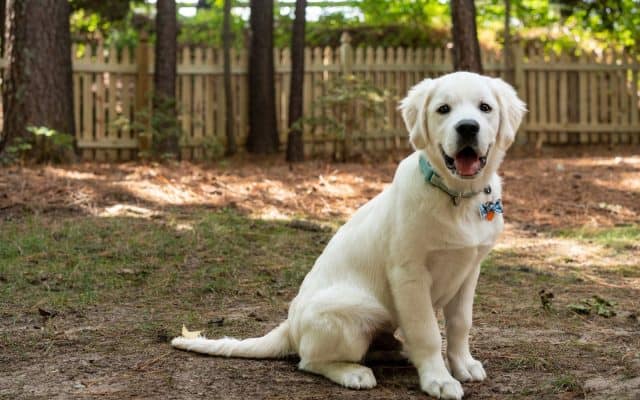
left=421, top=208, right=502, bottom=307
left=426, top=245, right=490, bottom=307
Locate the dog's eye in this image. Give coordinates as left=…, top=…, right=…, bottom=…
left=479, top=102, right=492, bottom=113
left=436, top=104, right=450, bottom=114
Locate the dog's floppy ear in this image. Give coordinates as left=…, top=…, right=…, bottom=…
left=399, top=78, right=434, bottom=150
left=488, top=78, right=527, bottom=150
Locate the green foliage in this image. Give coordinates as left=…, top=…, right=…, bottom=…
left=112, top=94, right=224, bottom=161
left=179, top=5, right=245, bottom=47
left=112, top=97, right=183, bottom=161
left=296, top=74, right=390, bottom=139
left=568, top=295, right=617, bottom=317
left=67, top=0, right=640, bottom=53
left=358, top=0, right=450, bottom=28
left=70, top=1, right=141, bottom=49
left=274, top=5, right=450, bottom=48
left=70, top=0, right=134, bottom=22
left=26, top=126, right=75, bottom=147
left=0, top=126, right=74, bottom=164
left=0, top=137, right=33, bottom=165
left=556, top=0, right=640, bottom=50
left=201, top=136, right=226, bottom=160
left=295, top=75, right=392, bottom=160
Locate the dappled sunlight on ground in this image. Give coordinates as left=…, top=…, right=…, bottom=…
left=1, top=152, right=638, bottom=229
left=497, top=225, right=640, bottom=291
left=98, top=204, right=161, bottom=219
left=0, top=160, right=393, bottom=221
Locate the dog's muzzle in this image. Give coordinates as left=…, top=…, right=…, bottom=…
left=440, top=144, right=490, bottom=178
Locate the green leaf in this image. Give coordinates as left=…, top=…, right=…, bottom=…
left=567, top=303, right=591, bottom=315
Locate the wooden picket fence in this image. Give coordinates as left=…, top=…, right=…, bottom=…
left=0, top=34, right=639, bottom=160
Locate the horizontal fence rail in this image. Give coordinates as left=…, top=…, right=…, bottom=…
left=0, top=35, right=639, bottom=161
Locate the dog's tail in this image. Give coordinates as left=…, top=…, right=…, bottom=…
left=171, top=320, right=293, bottom=359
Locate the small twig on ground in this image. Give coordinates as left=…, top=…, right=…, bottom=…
left=287, top=219, right=329, bottom=232
left=132, top=351, right=173, bottom=371
left=13, top=240, right=24, bottom=256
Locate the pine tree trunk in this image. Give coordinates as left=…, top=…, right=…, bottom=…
left=222, top=0, right=237, bottom=155
left=451, top=0, right=483, bottom=74
left=1, top=0, right=75, bottom=159
left=153, top=0, right=179, bottom=158
left=0, top=0, right=5, bottom=57
left=246, top=0, right=279, bottom=154
left=285, top=0, right=306, bottom=162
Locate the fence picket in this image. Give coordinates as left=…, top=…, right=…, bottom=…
left=558, top=52, right=569, bottom=143
left=81, top=46, right=94, bottom=160
left=578, top=52, right=589, bottom=143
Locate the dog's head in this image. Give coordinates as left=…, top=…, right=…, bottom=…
left=400, top=72, right=526, bottom=181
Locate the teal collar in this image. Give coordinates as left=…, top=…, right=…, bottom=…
left=419, top=155, right=491, bottom=206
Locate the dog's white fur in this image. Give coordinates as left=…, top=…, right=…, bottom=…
left=172, top=72, right=526, bottom=399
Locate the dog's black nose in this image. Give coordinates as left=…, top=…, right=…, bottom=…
left=455, top=119, right=479, bottom=145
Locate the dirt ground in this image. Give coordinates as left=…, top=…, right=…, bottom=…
left=1, top=147, right=639, bottom=399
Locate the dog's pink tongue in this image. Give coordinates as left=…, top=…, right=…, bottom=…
left=454, top=152, right=481, bottom=176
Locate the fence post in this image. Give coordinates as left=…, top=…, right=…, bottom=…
left=135, top=30, right=152, bottom=157
left=340, top=32, right=353, bottom=76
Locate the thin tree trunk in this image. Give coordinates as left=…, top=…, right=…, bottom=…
left=286, top=0, right=306, bottom=162
left=247, top=0, right=279, bottom=154
left=1, top=0, right=75, bottom=160
left=222, top=0, right=236, bottom=155
left=153, top=0, right=179, bottom=158
left=503, top=0, right=514, bottom=84
left=451, top=0, right=483, bottom=74
left=196, top=0, right=210, bottom=10
left=0, top=0, right=5, bottom=57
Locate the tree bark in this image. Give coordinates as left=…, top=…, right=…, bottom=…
left=153, top=0, right=179, bottom=158
left=0, top=0, right=5, bottom=57
left=503, top=0, right=514, bottom=84
left=1, top=0, right=75, bottom=159
left=222, top=0, right=237, bottom=155
left=286, top=0, right=306, bottom=162
left=451, top=0, right=483, bottom=74
left=246, top=0, right=279, bottom=154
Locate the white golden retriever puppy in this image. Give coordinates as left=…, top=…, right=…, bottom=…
left=172, top=71, right=526, bottom=399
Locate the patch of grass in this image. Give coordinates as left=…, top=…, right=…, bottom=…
left=549, top=374, right=582, bottom=393
left=481, top=253, right=562, bottom=287
left=503, top=355, right=552, bottom=372
left=0, top=208, right=329, bottom=314
left=554, top=225, right=640, bottom=251
left=600, top=265, right=640, bottom=278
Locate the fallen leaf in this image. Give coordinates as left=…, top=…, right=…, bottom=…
left=181, top=325, right=202, bottom=339
left=38, top=307, right=58, bottom=318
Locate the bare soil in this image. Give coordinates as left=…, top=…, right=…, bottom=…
left=1, top=148, right=639, bottom=399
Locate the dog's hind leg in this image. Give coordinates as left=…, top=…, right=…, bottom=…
left=292, top=287, right=389, bottom=390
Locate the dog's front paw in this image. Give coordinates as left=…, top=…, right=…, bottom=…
left=449, top=356, right=486, bottom=382
left=419, top=368, right=463, bottom=399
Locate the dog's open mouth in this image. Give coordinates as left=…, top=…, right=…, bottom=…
left=441, top=145, right=488, bottom=178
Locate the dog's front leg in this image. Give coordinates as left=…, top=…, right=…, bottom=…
left=443, top=264, right=486, bottom=382
left=389, top=264, right=463, bottom=400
